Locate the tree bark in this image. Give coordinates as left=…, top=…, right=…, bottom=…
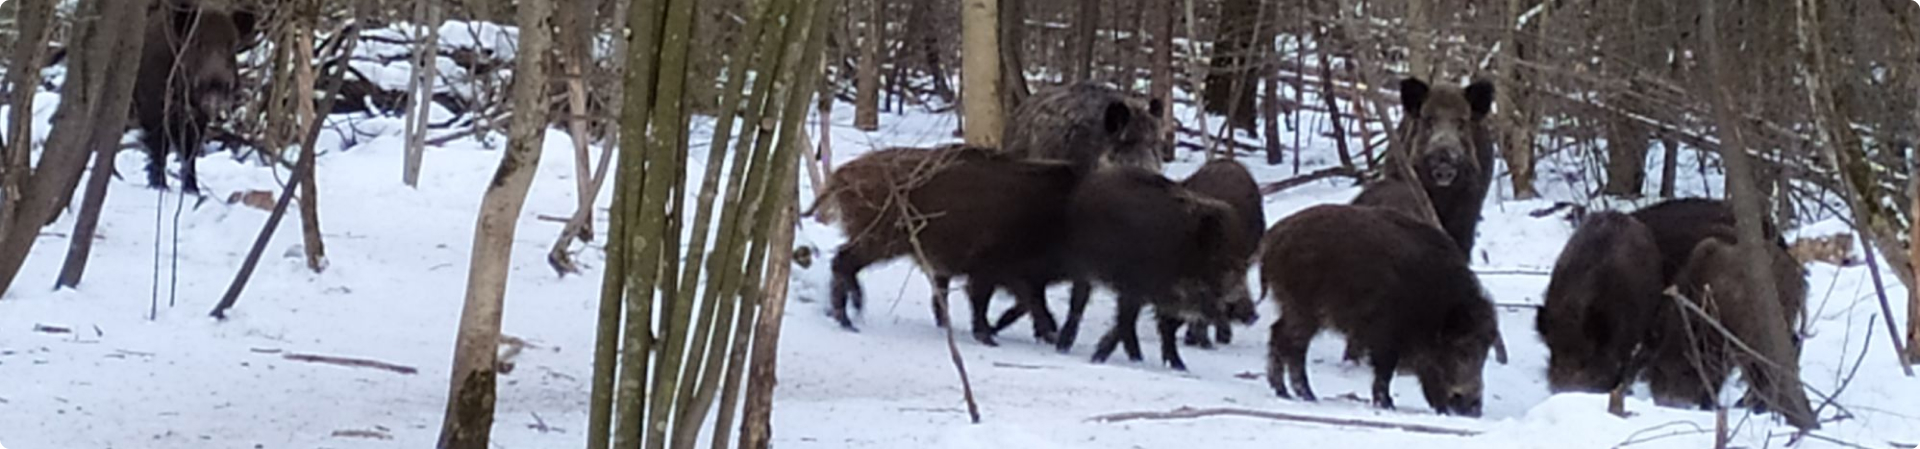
left=293, top=4, right=327, bottom=273
left=961, top=0, right=1003, bottom=147
left=54, top=0, right=158, bottom=288
left=1148, top=0, right=1175, bottom=157
left=997, top=0, right=1028, bottom=118
left=1407, top=0, right=1431, bottom=79
left=1496, top=0, right=1536, bottom=199
left=1067, top=0, right=1097, bottom=83
left=0, top=0, right=149, bottom=297
left=435, top=0, right=551, bottom=446
left=1204, top=0, right=1259, bottom=131
left=403, top=0, right=442, bottom=187
left=1658, top=136, right=1678, bottom=198
left=855, top=0, right=883, bottom=130
left=0, top=0, right=55, bottom=246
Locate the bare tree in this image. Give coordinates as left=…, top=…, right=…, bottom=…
left=961, top=0, right=1003, bottom=147
left=0, top=0, right=55, bottom=246
left=436, top=0, right=552, bottom=446
left=855, top=0, right=883, bottom=130
left=402, top=0, right=443, bottom=187
left=1066, top=0, right=1097, bottom=83
left=0, top=0, right=150, bottom=297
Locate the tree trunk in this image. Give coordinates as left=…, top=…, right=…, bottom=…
left=1067, top=0, right=1097, bottom=83
left=1148, top=0, right=1175, bottom=158
left=0, top=0, right=149, bottom=297
left=403, top=0, right=442, bottom=187
left=739, top=197, right=799, bottom=449
left=435, top=0, right=551, bottom=446
left=961, top=0, right=1003, bottom=147
left=293, top=5, right=327, bottom=273
left=1204, top=0, right=1258, bottom=131
left=1407, top=0, right=1431, bottom=79
left=997, top=0, right=1028, bottom=117
left=855, top=0, right=883, bottom=130
left=1496, top=0, right=1536, bottom=199
left=1706, top=0, right=1811, bottom=428
left=0, top=0, right=55, bottom=246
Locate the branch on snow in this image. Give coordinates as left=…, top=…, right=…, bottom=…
left=1086, top=406, right=1480, bottom=437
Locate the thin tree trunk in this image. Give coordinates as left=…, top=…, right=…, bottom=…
left=403, top=0, right=441, bottom=187
left=435, top=0, right=551, bottom=446
left=855, top=0, right=882, bottom=130
left=1067, top=0, right=1097, bottom=82
left=961, top=0, right=1003, bottom=147
left=1407, top=0, right=1431, bottom=79
left=209, top=6, right=361, bottom=319
left=294, top=10, right=327, bottom=273
left=54, top=0, right=154, bottom=289
left=1497, top=0, right=1536, bottom=199
left=1319, top=47, right=1352, bottom=170
left=1205, top=0, right=1258, bottom=131
left=738, top=198, right=798, bottom=449
left=997, top=0, right=1028, bottom=118
left=0, top=0, right=55, bottom=246
left=0, top=0, right=148, bottom=297
left=1706, top=0, right=1812, bottom=427
left=1148, top=0, right=1174, bottom=158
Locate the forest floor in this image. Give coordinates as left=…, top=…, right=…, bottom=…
left=1, top=52, right=1918, bottom=449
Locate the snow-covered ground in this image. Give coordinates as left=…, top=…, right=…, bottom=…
left=2, top=69, right=1917, bottom=448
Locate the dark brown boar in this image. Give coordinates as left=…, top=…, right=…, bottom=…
left=134, top=0, right=258, bottom=193
left=1261, top=204, right=1500, bottom=416
left=1052, top=166, right=1258, bottom=371
left=814, top=145, right=1078, bottom=346
left=1628, top=198, right=1788, bottom=285
left=1536, top=211, right=1664, bottom=394
left=1381, top=78, right=1497, bottom=258
left=1645, top=238, right=1819, bottom=429
left=1001, top=82, right=1168, bottom=173
left=1174, top=158, right=1265, bottom=348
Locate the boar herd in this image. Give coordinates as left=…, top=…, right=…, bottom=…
left=811, top=78, right=1819, bottom=427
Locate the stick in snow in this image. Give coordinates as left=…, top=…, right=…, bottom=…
left=282, top=353, right=419, bottom=375
left=1086, top=406, right=1480, bottom=436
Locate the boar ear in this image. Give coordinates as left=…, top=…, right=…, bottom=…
left=1103, top=101, right=1134, bottom=134
left=1465, top=80, right=1496, bottom=119
left=1399, top=78, right=1431, bottom=118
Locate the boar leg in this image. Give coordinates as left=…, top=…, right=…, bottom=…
left=828, top=244, right=877, bottom=331
left=1092, top=296, right=1145, bottom=363
left=142, top=130, right=171, bottom=190
left=963, top=279, right=999, bottom=346
left=1157, top=315, right=1187, bottom=370
left=1183, top=322, right=1215, bottom=349
left=1271, top=312, right=1318, bottom=401
left=1368, top=348, right=1400, bottom=410
left=1056, top=280, right=1094, bottom=353
left=1011, top=280, right=1058, bottom=344
left=1214, top=321, right=1233, bottom=344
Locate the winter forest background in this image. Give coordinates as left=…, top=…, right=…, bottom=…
left=0, top=0, right=1917, bottom=448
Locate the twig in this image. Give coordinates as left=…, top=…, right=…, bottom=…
left=31, top=324, right=71, bottom=334
left=1086, top=406, right=1479, bottom=436
left=1799, top=432, right=1878, bottom=449
left=1612, top=421, right=1711, bottom=448
left=1475, top=269, right=1553, bottom=277
left=282, top=352, right=419, bottom=375
left=1258, top=166, right=1360, bottom=195
left=1664, top=288, right=1850, bottom=417
left=1816, top=315, right=1876, bottom=416
left=1851, top=231, right=1914, bottom=376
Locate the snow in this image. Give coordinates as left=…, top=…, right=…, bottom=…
left=2, top=74, right=1918, bottom=449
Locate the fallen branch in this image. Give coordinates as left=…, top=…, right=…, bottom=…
left=31, top=324, right=71, bottom=334
left=1086, top=406, right=1479, bottom=436
left=282, top=352, right=419, bottom=375
left=1259, top=166, right=1360, bottom=195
